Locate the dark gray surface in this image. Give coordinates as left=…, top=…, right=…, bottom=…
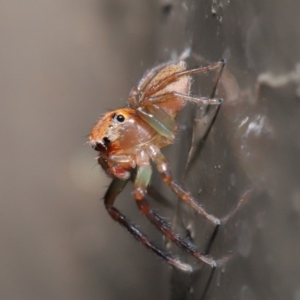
left=158, top=0, right=300, bottom=299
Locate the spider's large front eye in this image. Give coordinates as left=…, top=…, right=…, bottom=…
left=114, top=114, right=125, bottom=123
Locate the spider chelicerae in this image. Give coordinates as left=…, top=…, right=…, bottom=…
left=89, top=55, right=242, bottom=272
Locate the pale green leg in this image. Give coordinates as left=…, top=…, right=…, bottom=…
left=134, top=165, right=152, bottom=200
left=137, top=105, right=176, bottom=141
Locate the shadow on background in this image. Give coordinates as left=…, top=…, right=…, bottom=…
left=0, top=1, right=167, bottom=299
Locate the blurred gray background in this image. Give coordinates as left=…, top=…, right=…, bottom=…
left=1, top=0, right=300, bottom=299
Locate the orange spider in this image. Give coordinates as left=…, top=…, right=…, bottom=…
left=89, top=57, right=226, bottom=272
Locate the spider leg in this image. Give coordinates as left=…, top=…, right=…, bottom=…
left=144, top=92, right=223, bottom=106
left=131, top=169, right=173, bottom=208
left=183, top=56, right=226, bottom=178
left=220, top=187, right=254, bottom=223
left=145, top=60, right=226, bottom=98
left=104, top=177, right=193, bottom=272
left=147, top=144, right=221, bottom=225
left=210, top=58, right=226, bottom=98
left=136, top=93, right=222, bottom=143
left=131, top=50, right=193, bottom=99
left=134, top=165, right=220, bottom=267
left=134, top=165, right=231, bottom=268
left=129, top=61, right=178, bottom=108
left=136, top=62, right=174, bottom=91
left=136, top=105, right=177, bottom=141
left=148, top=145, right=251, bottom=225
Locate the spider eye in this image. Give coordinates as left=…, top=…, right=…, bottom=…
left=114, top=114, right=125, bottom=123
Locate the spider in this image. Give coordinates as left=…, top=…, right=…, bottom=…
left=89, top=57, right=228, bottom=272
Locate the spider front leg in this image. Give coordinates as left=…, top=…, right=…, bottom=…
left=144, top=59, right=226, bottom=98
left=128, top=61, right=176, bottom=108
left=147, top=144, right=221, bottom=225
left=147, top=145, right=251, bottom=226
left=134, top=164, right=221, bottom=267
left=144, top=92, right=223, bottom=106
left=104, top=176, right=193, bottom=272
